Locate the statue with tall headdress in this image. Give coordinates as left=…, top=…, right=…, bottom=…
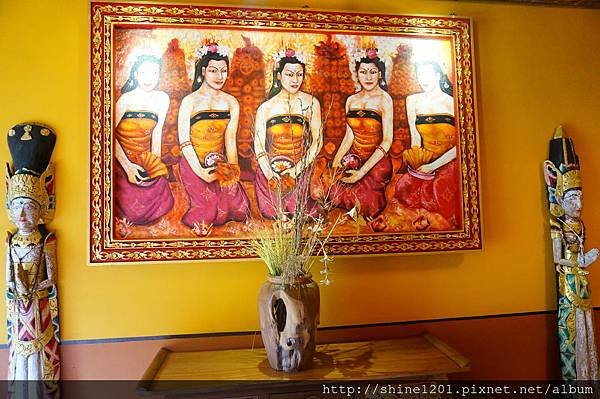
left=5, top=123, right=60, bottom=398
left=543, top=126, right=599, bottom=381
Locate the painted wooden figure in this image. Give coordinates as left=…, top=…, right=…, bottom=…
left=6, top=123, right=60, bottom=398
left=544, top=126, right=599, bottom=381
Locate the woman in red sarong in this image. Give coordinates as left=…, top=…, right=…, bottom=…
left=114, top=54, right=174, bottom=225
left=394, top=60, right=461, bottom=228
left=330, top=47, right=393, bottom=219
left=253, top=48, right=322, bottom=218
left=178, top=43, right=250, bottom=229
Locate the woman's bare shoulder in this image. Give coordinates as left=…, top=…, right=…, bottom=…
left=301, top=91, right=319, bottom=104
left=116, top=90, right=134, bottom=105
left=256, top=97, right=273, bottom=114
left=405, top=92, right=423, bottom=103
left=442, top=92, right=454, bottom=108
left=378, top=89, right=393, bottom=104
left=222, top=91, right=240, bottom=107
left=154, top=90, right=170, bottom=102
left=179, top=91, right=196, bottom=106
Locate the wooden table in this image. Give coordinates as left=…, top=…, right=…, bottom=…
left=138, top=333, right=470, bottom=398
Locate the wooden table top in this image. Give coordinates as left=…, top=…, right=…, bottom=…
left=138, top=334, right=469, bottom=396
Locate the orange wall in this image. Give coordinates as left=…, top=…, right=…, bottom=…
left=0, top=0, right=600, bottom=343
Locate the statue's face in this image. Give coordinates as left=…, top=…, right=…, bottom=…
left=562, top=190, right=582, bottom=219
left=9, top=198, right=41, bottom=233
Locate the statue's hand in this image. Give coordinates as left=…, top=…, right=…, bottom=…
left=579, top=248, right=599, bottom=268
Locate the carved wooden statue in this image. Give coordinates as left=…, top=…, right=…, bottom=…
left=5, top=123, right=60, bottom=398
left=544, top=126, right=599, bottom=380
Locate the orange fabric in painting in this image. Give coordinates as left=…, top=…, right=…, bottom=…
left=417, top=116, right=456, bottom=159
left=115, top=115, right=156, bottom=159
left=267, top=118, right=306, bottom=164
left=347, top=112, right=384, bottom=161
left=190, top=114, right=228, bottom=163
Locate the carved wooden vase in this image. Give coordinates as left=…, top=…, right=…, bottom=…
left=258, top=274, right=320, bottom=372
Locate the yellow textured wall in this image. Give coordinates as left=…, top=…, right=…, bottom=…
left=1, top=0, right=599, bottom=342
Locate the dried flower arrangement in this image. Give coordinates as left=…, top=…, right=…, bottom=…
left=249, top=97, right=358, bottom=285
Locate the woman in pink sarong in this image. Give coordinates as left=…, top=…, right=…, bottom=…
left=178, top=43, right=250, bottom=229
left=114, top=55, right=174, bottom=225
left=394, top=60, right=461, bottom=228
left=253, top=48, right=322, bottom=218
left=330, top=47, right=393, bottom=220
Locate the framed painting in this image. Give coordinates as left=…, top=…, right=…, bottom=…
left=89, top=1, right=482, bottom=263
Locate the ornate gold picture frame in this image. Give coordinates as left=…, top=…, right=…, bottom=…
left=89, top=1, right=481, bottom=264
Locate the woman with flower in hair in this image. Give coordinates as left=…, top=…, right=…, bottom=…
left=114, top=54, right=174, bottom=225
left=394, top=60, right=461, bottom=228
left=178, top=43, right=250, bottom=230
left=330, top=47, right=393, bottom=221
left=253, top=48, right=323, bottom=218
